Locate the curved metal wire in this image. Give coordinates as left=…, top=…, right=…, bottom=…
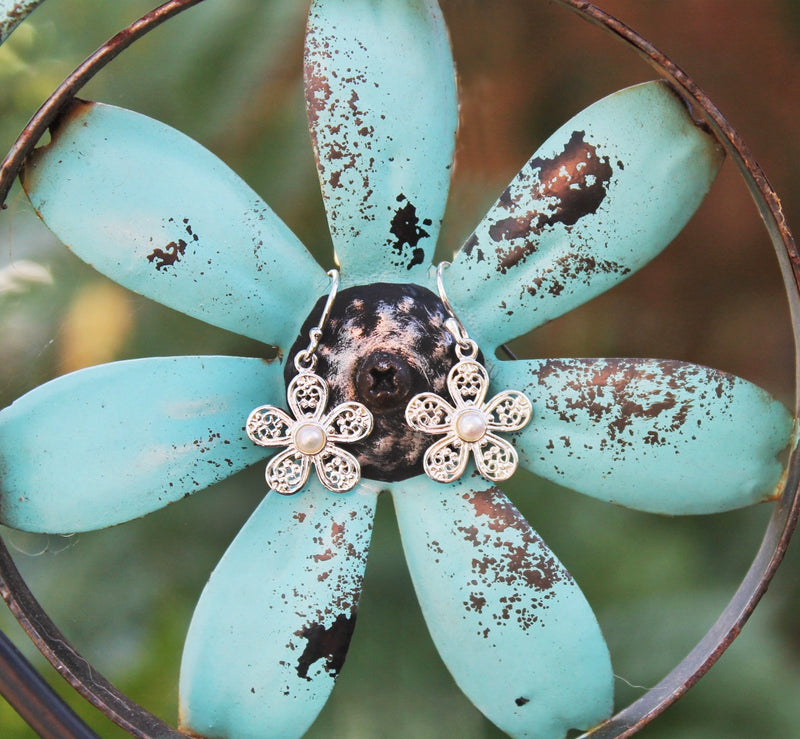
left=549, top=3, right=800, bottom=736
left=0, top=2, right=797, bottom=738
left=0, top=6, right=204, bottom=738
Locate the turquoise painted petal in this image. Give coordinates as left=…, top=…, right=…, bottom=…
left=448, top=81, right=725, bottom=350
left=494, top=358, right=794, bottom=514
left=0, top=0, right=44, bottom=44
left=392, top=476, right=612, bottom=739
left=180, top=478, right=378, bottom=739
left=22, top=100, right=327, bottom=348
left=0, top=356, right=282, bottom=533
left=304, top=0, right=457, bottom=285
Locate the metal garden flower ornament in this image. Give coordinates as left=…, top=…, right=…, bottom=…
left=0, top=2, right=793, bottom=739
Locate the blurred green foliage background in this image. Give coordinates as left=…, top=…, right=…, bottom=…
left=1, top=1, right=800, bottom=737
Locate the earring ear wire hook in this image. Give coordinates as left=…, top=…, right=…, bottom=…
left=436, top=261, right=478, bottom=360
left=294, top=268, right=339, bottom=372
left=408, top=263, right=532, bottom=484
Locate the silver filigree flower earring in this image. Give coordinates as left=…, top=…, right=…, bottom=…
left=246, top=269, right=373, bottom=494
left=406, top=262, right=532, bottom=484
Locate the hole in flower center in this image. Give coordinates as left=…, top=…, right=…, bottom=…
left=294, top=422, right=327, bottom=455
left=355, top=351, right=413, bottom=411
left=455, top=409, right=488, bottom=443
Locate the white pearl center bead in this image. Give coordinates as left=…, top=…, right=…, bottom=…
left=294, top=422, right=327, bottom=455
left=455, top=409, right=488, bottom=443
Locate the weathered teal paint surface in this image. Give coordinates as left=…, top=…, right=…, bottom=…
left=447, top=81, right=725, bottom=351
left=0, top=356, right=282, bottom=533
left=22, top=100, right=327, bottom=349
left=0, top=0, right=44, bottom=45
left=393, top=476, right=613, bottom=739
left=304, top=0, right=457, bottom=287
left=180, top=478, right=379, bottom=739
left=4, top=0, right=795, bottom=736
left=492, top=357, right=793, bottom=515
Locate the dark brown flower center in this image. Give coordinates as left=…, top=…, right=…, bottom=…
left=285, top=282, right=457, bottom=481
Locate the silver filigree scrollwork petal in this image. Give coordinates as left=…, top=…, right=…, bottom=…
left=246, top=269, right=374, bottom=494
left=315, top=447, right=362, bottom=493
left=245, top=406, right=294, bottom=446
left=248, top=372, right=374, bottom=495
left=405, top=261, right=532, bottom=484
left=265, top=447, right=311, bottom=495
left=484, top=391, right=532, bottom=432
left=287, top=371, right=328, bottom=420
left=474, top=432, right=519, bottom=482
left=325, top=402, right=374, bottom=443
left=405, top=393, right=454, bottom=433
left=424, top=435, right=468, bottom=484
left=448, top=359, right=488, bottom=407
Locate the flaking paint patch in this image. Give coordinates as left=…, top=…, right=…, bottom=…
left=388, top=194, right=432, bottom=270
left=441, top=485, right=573, bottom=636
left=530, top=358, right=740, bottom=467
left=304, top=24, right=377, bottom=245
left=148, top=239, right=186, bottom=270
left=490, top=130, right=614, bottom=274
left=303, top=10, right=449, bottom=273
left=0, top=0, right=42, bottom=41
left=147, top=217, right=199, bottom=271
left=275, top=499, right=373, bottom=699
left=294, top=611, right=357, bottom=681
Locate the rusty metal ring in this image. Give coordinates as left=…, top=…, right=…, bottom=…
left=0, top=2, right=798, bottom=738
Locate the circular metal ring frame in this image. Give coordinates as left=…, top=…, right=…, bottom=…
left=0, top=1, right=798, bottom=737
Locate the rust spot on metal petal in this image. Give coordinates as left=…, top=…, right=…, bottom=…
left=146, top=218, right=199, bottom=271
left=458, top=487, right=572, bottom=633
left=534, top=359, right=740, bottom=461
left=491, top=130, right=614, bottom=274
left=389, top=194, right=432, bottom=270
left=294, top=611, right=357, bottom=681
left=147, top=239, right=186, bottom=270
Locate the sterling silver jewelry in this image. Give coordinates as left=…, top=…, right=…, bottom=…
left=246, top=269, right=373, bottom=494
left=405, top=262, right=532, bottom=484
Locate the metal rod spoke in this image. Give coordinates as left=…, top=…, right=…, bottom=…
left=0, top=627, right=98, bottom=739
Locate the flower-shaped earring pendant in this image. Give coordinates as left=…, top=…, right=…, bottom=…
left=246, top=269, right=373, bottom=494
left=406, top=263, right=532, bottom=483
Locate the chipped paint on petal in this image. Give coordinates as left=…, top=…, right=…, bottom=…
left=393, top=476, right=613, bottom=739
left=180, top=479, right=378, bottom=739
left=304, top=0, right=457, bottom=284
left=0, top=356, right=282, bottom=533
left=22, top=100, right=326, bottom=348
left=494, top=357, right=794, bottom=514
left=0, top=0, right=44, bottom=45
left=449, top=81, right=725, bottom=350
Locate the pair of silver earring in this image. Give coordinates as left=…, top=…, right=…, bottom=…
left=246, top=264, right=532, bottom=494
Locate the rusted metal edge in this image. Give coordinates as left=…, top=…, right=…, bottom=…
left=0, top=535, right=184, bottom=738
left=0, top=0, right=206, bottom=209
left=547, top=3, right=800, bottom=737
left=0, top=4, right=204, bottom=737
